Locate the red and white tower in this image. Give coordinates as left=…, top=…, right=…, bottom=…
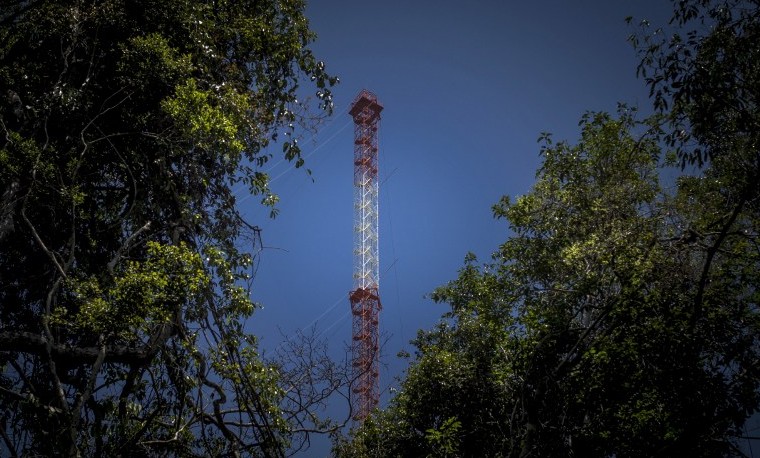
left=348, top=90, right=383, bottom=421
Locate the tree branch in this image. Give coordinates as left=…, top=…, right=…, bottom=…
left=20, top=195, right=67, bottom=280
left=691, top=198, right=746, bottom=329
left=0, top=331, right=153, bottom=365
left=107, top=221, right=152, bottom=275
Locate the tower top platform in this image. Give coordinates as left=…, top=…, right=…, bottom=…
left=349, top=89, right=383, bottom=122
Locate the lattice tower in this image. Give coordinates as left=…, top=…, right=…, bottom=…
left=348, top=90, right=383, bottom=422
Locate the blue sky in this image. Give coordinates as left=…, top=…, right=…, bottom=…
left=240, top=0, right=674, bottom=451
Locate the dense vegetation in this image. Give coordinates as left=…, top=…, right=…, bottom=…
left=336, top=1, right=760, bottom=456
left=0, top=0, right=341, bottom=456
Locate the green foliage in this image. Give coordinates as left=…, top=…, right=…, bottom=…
left=0, top=0, right=341, bottom=455
left=69, top=242, right=208, bottom=337
left=425, top=416, right=462, bottom=458
left=630, top=0, right=760, bottom=174
left=162, top=78, right=250, bottom=154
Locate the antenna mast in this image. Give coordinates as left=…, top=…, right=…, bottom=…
left=348, top=90, right=383, bottom=421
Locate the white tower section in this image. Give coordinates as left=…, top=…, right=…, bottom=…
left=353, top=123, right=380, bottom=290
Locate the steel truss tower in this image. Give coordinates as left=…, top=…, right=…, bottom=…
left=348, top=90, right=383, bottom=421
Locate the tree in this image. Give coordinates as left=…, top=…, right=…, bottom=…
left=630, top=0, right=760, bottom=171
left=631, top=0, right=760, bottom=339
left=336, top=107, right=760, bottom=457
left=0, top=0, right=343, bottom=456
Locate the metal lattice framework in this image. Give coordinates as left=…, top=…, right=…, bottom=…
left=348, top=90, right=383, bottom=421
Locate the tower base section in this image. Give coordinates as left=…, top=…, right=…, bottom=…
left=349, top=287, right=381, bottom=421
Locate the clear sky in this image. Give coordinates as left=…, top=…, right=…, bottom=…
left=240, top=0, right=674, bottom=453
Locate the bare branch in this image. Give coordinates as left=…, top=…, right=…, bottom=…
left=107, top=221, right=152, bottom=275
left=20, top=195, right=67, bottom=280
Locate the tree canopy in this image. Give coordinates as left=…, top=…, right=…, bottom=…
left=336, top=1, right=760, bottom=456
left=0, top=0, right=342, bottom=456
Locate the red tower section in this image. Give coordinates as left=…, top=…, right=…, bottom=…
left=349, top=90, right=383, bottom=421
